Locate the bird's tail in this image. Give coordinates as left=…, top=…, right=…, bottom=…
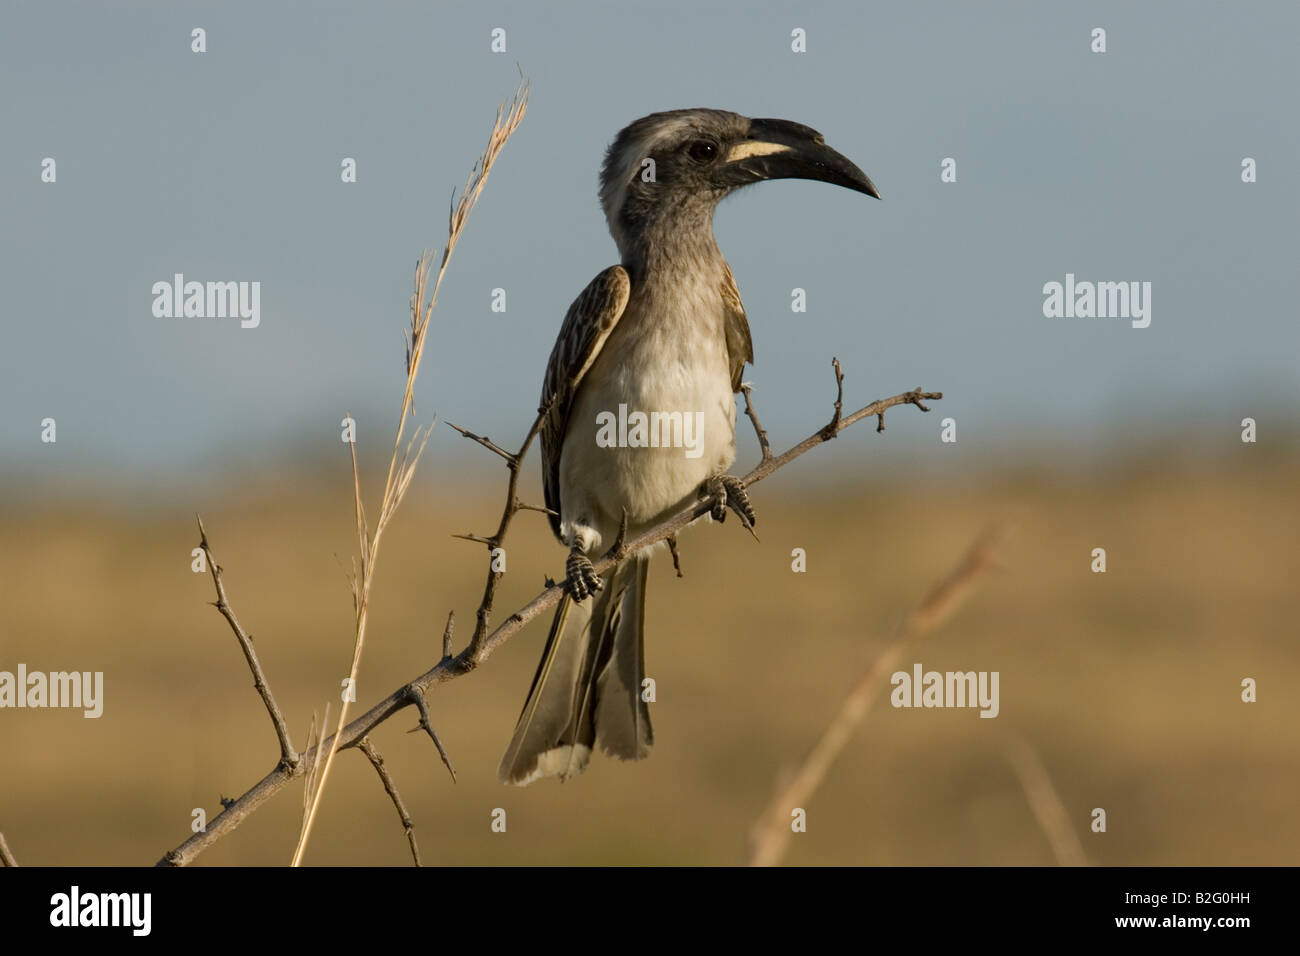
left=497, top=554, right=653, bottom=786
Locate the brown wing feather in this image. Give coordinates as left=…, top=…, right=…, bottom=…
left=539, top=265, right=631, bottom=540
left=720, top=261, right=753, bottom=392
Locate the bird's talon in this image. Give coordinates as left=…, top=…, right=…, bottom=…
left=565, top=550, right=602, bottom=602
left=702, top=475, right=757, bottom=530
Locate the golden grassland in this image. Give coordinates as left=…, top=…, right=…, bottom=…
left=1, top=452, right=1297, bottom=866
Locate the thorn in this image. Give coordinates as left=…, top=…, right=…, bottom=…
left=408, top=688, right=458, bottom=783
left=667, top=535, right=684, bottom=578
left=441, top=610, right=455, bottom=659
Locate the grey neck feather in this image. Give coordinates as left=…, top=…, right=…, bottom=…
left=612, top=190, right=726, bottom=287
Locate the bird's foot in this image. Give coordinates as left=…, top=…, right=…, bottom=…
left=565, top=547, right=603, bottom=602
left=701, top=474, right=757, bottom=533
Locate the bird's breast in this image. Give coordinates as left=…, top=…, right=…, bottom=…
left=561, top=285, right=738, bottom=537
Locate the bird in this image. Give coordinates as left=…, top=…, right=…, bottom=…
left=498, top=108, right=879, bottom=785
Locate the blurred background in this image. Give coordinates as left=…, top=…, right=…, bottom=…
left=1, top=1, right=1297, bottom=865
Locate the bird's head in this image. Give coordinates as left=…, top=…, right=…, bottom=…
left=599, top=108, right=878, bottom=256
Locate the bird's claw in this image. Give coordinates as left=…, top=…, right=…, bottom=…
left=701, top=474, right=757, bottom=531
left=565, top=549, right=603, bottom=602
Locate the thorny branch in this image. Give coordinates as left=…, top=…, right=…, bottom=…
left=819, top=356, right=846, bottom=439
left=740, top=382, right=772, bottom=460
left=444, top=422, right=514, bottom=462
left=450, top=400, right=555, bottom=653
left=407, top=685, right=456, bottom=781
left=196, top=517, right=300, bottom=774
left=359, top=737, right=422, bottom=867
left=158, top=362, right=942, bottom=866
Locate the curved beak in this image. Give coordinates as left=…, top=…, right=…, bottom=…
left=714, top=117, right=880, bottom=199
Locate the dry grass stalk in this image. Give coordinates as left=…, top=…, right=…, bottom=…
left=297, top=707, right=327, bottom=839
left=290, top=79, right=529, bottom=866
left=748, top=525, right=1005, bottom=866
left=1005, top=735, right=1089, bottom=866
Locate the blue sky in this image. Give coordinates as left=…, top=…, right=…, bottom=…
left=3, top=1, right=1297, bottom=489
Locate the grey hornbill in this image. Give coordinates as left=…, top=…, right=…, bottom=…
left=499, top=109, right=878, bottom=785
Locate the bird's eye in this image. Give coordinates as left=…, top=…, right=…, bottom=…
left=687, top=140, right=718, bottom=163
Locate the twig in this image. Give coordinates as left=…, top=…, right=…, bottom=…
left=445, top=422, right=515, bottom=462
left=158, top=375, right=942, bottom=867
left=748, top=524, right=1002, bottom=867
left=819, top=357, right=846, bottom=439
left=1005, top=735, right=1089, bottom=867
left=740, top=383, right=772, bottom=460
left=462, top=402, right=553, bottom=655
left=359, top=737, right=422, bottom=867
left=196, top=516, right=299, bottom=772
left=407, top=687, right=456, bottom=782
left=666, top=535, right=684, bottom=578
left=0, top=832, right=17, bottom=867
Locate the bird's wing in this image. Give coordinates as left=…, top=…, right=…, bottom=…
left=540, top=265, right=632, bottom=540
left=720, top=261, right=754, bottom=392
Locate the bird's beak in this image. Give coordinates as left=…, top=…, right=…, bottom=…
left=715, top=118, right=880, bottom=199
